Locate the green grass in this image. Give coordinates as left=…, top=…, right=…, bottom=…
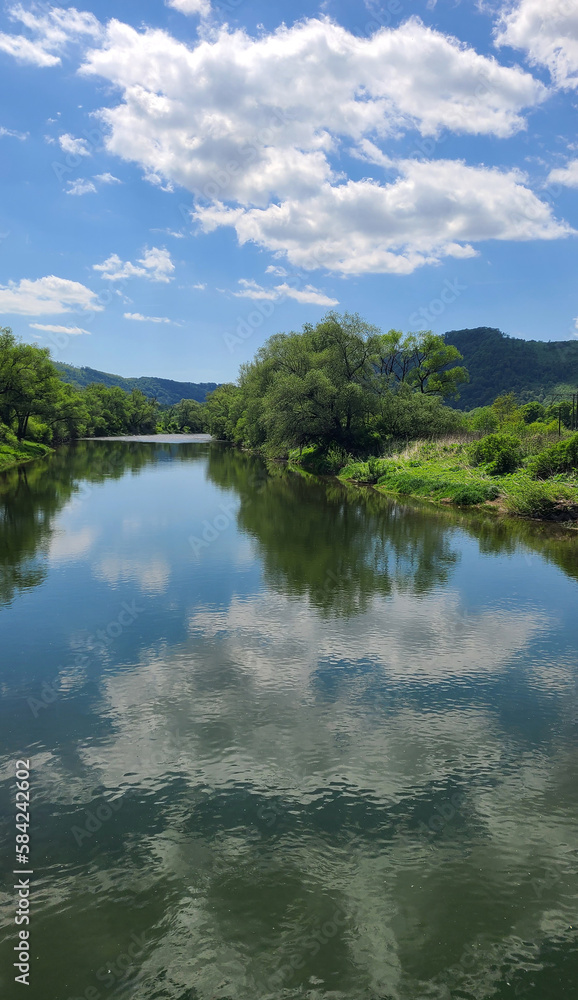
left=0, top=440, right=52, bottom=473
left=337, top=436, right=578, bottom=519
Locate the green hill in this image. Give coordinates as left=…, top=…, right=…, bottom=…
left=443, top=328, right=578, bottom=409
left=55, top=362, right=218, bottom=407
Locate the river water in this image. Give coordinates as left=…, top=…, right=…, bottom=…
left=1, top=437, right=577, bottom=1000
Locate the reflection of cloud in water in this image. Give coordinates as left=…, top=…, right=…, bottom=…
left=56, top=588, right=578, bottom=999
left=92, top=554, right=170, bottom=593
left=49, top=526, right=98, bottom=563
left=189, top=589, right=550, bottom=684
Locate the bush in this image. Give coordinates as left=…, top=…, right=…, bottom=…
left=470, top=433, right=523, bottom=474
left=527, top=433, right=578, bottom=478
left=26, top=417, right=52, bottom=444
left=520, top=401, right=546, bottom=424
left=298, top=445, right=349, bottom=475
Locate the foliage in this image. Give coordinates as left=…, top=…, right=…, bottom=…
left=527, top=433, right=578, bottom=478
left=207, top=313, right=468, bottom=457
left=0, top=329, right=163, bottom=469
left=470, top=433, right=523, bottom=474
left=520, top=401, right=546, bottom=424
left=158, top=398, right=206, bottom=433
left=467, top=406, right=499, bottom=434
left=0, top=327, right=63, bottom=440
left=444, top=327, right=578, bottom=410
left=55, top=361, right=218, bottom=406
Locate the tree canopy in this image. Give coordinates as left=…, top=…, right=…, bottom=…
left=204, top=313, right=468, bottom=455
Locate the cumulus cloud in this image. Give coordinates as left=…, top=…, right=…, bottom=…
left=124, top=312, right=172, bottom=323
left=93, top=246, right=175, bottom=283
left=167, top=0, right=211, bottom=15
left=72, top=15, right=568, bottom=273
left=0, top=4, right=102, bottom=68
left=66, top=178, right=97, bottom=195
left=0, top=275, right=102, bottom=315
left=29, top=322, right=91, bottom=334
left=94, top=171, right=121, bottom=184
left=548, top=159, right=578, bottom=187
left=79, top=16, right=546, bottom=205
left=198, top=158, right=571, bottom=275
left=495, top=0, right=578, bottom=90
left=59, top=133, right=90, bottom=156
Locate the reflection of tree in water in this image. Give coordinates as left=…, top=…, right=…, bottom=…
left=412, top=497, right=578, bottom=585
left=0, top=440, right=212, bottom=606
left=206, top=447, right=578, bottom=614
left=0, top=458, right=62, bottom=603
left=206, top=448, right=460, bottom=616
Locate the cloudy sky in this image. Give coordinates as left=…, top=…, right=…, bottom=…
left=0, top=0, right=577, bottom=381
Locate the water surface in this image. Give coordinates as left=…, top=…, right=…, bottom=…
left=1, top=439, right=577, bottom=1000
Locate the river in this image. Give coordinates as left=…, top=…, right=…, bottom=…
left=1, top=437, right=577, bottom=1000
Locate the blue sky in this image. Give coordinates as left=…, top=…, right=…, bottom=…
left=0, top=0, right=577, bottom=382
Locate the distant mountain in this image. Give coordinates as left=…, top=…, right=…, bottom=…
left=444, top=327, right=578, bottom=410
left=55, top=362, right=219, bottom=407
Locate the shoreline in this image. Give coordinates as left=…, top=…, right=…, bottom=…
left=3, top=435, right=577, bottom=529
left=0, top=442, right=53, bottom=475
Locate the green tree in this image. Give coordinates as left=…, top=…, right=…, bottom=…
left=0, top=328, right=62, bottom=439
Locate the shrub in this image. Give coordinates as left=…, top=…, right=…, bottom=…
left=527, top=433, right=578, bottom=479
left=299, top=445, right=349, bottom=475
left=520, top=401, right=546, bottom=424
left=470, top=433, right=523, bottom=474
left=26, top=417, right=52, bottom=444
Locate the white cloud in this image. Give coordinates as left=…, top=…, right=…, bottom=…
left=29, top=322, right=91, bottom=334
left=93, top=246, right=175, bottom=283
left=94, top=171, right=122, bottom=184
left=495, top=0, right=578, bottom=90
left=548, top=159, right=578, bottom=187
left=0, top=275, right=102, bottom=315
left=73, top=15, right=567, bottom=274
left=59, top=133, right=90, bottom=156
left=167, top=0, right=211, bottom=15
left=80, top=16, right=546, bottom=206
left=0, top=125, right=28, bottom=140
left=232, top=279, right=278, bottom=301
left=66, top=178, right=97, bottom=195
left=276, top=282, right=339, bottom=306
left=124, top=312, right=172, bottom=323
left=198, top=158, right=571, bottom=275
left=232, top=278, right=338, bottom=305
left=192, top=282, right=206, bottom=290
left=0, top=4, right=102, bottom=68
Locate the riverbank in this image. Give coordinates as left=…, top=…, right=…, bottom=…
left=0, top=440, right=52, bottom=474
left=335, top=437, right=578, bottom=522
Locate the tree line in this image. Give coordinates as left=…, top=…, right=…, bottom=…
left=4, top=314, right=575, bottom=463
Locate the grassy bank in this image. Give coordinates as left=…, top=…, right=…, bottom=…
left=334, top=435, right=578, bottom=522
left=0, top=439, right=52, bottom=473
